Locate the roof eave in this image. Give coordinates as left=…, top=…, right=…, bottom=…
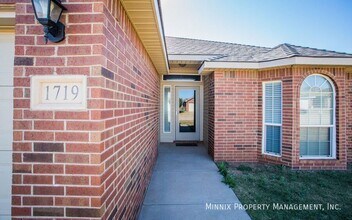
left=0, top=4, right=15, bottom=31
left=121, top=0, right=169, bottom=74
left=198, top=56, right=352, bottom=74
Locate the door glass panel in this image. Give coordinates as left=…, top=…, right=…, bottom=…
left=178, top=89, right=196, bottom=132
left=163, top=87, right=171, bottom=132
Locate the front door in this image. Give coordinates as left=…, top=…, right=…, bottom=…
left=175, top=86, right=200, bottom=141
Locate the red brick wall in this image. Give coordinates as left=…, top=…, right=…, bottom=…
left=12, top=0, right=159, bottom=219
left=212, top=70, right=258, bottom=162
left=0, top=0, right=16, bottom=4
left=210, top=67, right=348, bottom=169
left=203, top=73, right=215, bottom=157
left=347, top=73, right=352, bottom=163
left=99, top=1, right=159, bottom=219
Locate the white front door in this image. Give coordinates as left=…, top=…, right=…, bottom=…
left=0, top=32, right=15, bottom=219
left=175, top=86, right=200, bottom=141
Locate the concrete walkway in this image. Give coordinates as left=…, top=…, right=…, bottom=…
left=139, top=143, right=251, bottom=220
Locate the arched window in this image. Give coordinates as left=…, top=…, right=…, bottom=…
left=300, top=74, right=335, bottom=158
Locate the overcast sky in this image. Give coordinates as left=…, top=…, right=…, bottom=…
left=160, top=0, right=352, bottom=53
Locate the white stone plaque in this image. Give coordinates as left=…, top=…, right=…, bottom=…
left=30, top=75, right=87, bottom=110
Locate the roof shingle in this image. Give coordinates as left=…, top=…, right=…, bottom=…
left=166, top=36, right=352, bottom=62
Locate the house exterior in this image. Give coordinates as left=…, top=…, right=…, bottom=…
left=165, top=36, right=352, bottom=171
left=0, top=0, right=351, bottom=219
left=185, top=98, right=194, bottom=112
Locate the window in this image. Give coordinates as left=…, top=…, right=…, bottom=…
left=300, top=75, right=335, bottom=158
left=163, top=75, right=201, bottom=81
left=163, top=86, right=171, bottom=133
left=263, top=81, right=282, bottom=155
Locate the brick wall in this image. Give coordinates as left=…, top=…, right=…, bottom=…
left=12, top=0, right=159, bottom=219
left=203, top=73, right=215, bottom=158
left=0, top=0, right=16, bottom=4
left=212, top=70, right=258, bottom=162
left=99, top=0, right=159, bottom=219
left=209, top=67, right=348, bottom=169
left=347, top=72, right=352, bottom=163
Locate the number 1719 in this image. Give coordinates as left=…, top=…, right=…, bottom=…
left=45, top=84, right=79, bottom=101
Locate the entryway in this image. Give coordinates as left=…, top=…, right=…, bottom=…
left=160, top=77, right=203, bottom=143
left=138, top=143, right=251, bottom=220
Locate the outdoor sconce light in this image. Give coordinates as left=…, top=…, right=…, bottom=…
left=31, top=0, right=67, bottom=43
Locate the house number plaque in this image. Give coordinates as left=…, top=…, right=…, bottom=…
left=31, top=75, right=87, bottom=110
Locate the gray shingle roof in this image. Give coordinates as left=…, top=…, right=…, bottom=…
left=166, top=36, right=352, bottom=62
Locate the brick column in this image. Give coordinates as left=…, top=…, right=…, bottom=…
left=347, top=72, right=352, bottom=163
left=203, top=73, right=215, bottom=157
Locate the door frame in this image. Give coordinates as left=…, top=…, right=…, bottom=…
left=175, top=86, right=200, bottom=141
left=159, top=79, right=203, bottom=143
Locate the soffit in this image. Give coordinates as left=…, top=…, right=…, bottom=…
left=121, top=0, right=169, bottom=74
left=0, top=4, right=15, bottom=31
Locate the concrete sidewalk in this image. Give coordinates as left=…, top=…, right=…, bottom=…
left=138, top=143, right=251, bottom=220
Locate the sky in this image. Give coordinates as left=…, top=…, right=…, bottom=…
left=179, top=89, right=195, bottom=100
left=160, top=0, right=352, bottom=53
